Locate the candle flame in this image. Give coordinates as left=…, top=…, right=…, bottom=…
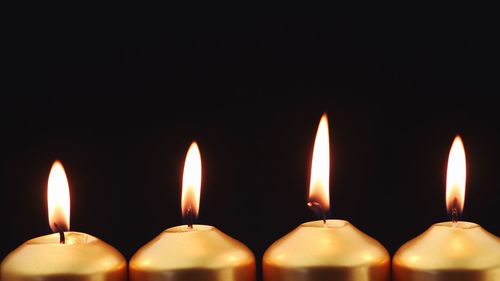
left=47, top=160, right=70, bottom=232
left=446, top=135, right=466, bottom=215
left=308, top=113, right=331, bottom=211
left=181, top=142, right=202, bottom=219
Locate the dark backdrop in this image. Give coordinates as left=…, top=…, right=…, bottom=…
left=2, top=10, right=499, bottom=280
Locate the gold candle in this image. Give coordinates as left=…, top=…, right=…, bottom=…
left=393, top=136, right=500, bottom=281
left=129, top=142, right=255, bottom=281
left=263, top=114, right=390, bottom=281
left=1, top=161, right=126, bottom=281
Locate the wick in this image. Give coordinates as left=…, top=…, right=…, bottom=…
left=307, top=201, right=327, bottom=225
left=451, top=197, right=459, bottom=227
left=185, top=207, right=194, bottom=230
left=53, top=223, right=66, bottom=244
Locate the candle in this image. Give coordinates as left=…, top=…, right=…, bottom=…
left=263, top=113, right=390, bottom=281
left=1, top=161, right=126, bottom=281
left=129, top=142, right=256, bottom=281
left=393, top=135, right=500, bottom=280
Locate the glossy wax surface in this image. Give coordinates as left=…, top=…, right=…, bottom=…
left=1, top=232, right=127, bottom=281
left=129, top=224, right=255, bottom=281
left=263, top=219, right=390, bottom=281
left=393, top=221, right=500, bottom=281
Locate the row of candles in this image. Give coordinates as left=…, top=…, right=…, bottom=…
left=1, top=113, right=499, bottom=281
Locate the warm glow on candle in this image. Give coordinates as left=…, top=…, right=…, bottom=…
left=47, top=160, right=70, bottom=232
left=308, top=113, right=330, bottom=211
left=181, top=142, right=202, bottom=219
left=446, top=135, right=466, bottom=214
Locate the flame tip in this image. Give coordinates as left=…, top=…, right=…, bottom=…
left=320, top=113, right=329, bottom=122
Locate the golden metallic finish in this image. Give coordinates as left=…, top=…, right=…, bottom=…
left=129, top=224, right=255, bottom=281
left=1, top=232, right=127, bottom=281
left=263, top=219, right=390, bottom=281
left=393, top=221, right=500, bottom=281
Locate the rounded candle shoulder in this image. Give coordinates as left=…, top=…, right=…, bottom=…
left=393, top=221, right=500, bottom=277
left=129, top=225, right=255, bottom=281
left=264, top=219, right=389, bottom=267
left=263, top=219, right=389, bottom=281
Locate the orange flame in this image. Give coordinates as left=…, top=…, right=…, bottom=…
left=181, top=142, right=202, bottom=219
left=47, top=160, right=70, bottom=232
left=446, top=135, right=466, bottom=214
left=308, top=113, right=331, bottom=211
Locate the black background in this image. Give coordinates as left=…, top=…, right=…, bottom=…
left=2, top=9, right=499, bottom=280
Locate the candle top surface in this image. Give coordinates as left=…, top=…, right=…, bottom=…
left=393, top=222, right=500, bottom=270
left=165, top=224, right=214, bottom=233
left=27, top=231, right=92, bottom=245
left=301, top=219, right=349, bottom=228
left=435, top=221, right=478, bottom=229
